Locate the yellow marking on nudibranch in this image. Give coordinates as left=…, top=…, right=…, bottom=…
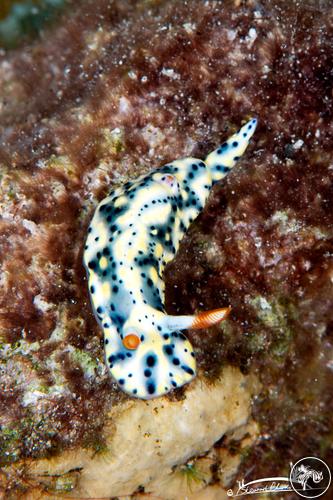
left=83, top=119, right=257, bottom=400
left=114, top=196, right=127, bottom=207
left=99, top=257, right=108, bottom=270
left=101, top=282, right=111, bottom=298
left=150, top=267, right=159, bottom=284
left=155, top=243, right=163, bottom=258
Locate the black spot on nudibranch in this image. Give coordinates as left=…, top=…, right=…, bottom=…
left=146, top=355, right=156, bottom=367
left=216, top=165, right=229, bottom=172
left=182, top=365, right=194, bottom=375
left=147, top=383, right=155, bottom=394
left=232, top=141, right=239, bottom=147
left=144, top=369, right=152, bottom=378
left=218, top=143, right=228, bottom=153
left=172, top=358, right=180, bottom=366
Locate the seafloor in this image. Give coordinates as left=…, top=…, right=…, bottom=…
left=0, top=0, right=332, bottom=497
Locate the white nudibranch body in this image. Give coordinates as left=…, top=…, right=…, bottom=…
left=84, top=119, right=257, bottom=399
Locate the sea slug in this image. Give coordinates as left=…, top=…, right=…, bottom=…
left=84, top=119, right=257, bottom=399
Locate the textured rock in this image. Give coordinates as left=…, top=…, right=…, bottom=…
left=0, top=0, right=332, bottom=497
left=29, top=369, right=257, bottom=498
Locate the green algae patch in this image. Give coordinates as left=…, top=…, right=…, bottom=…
left=70, top=347, right=101, bottom=379
left=0, top=0, right=68, bottom=48
left=82, top=432, right=109, bottom=457
left=177, top=460, right=207, bottom=488
left=249, top=295, right=295, bottom=358
left=45, top=154, right=78, bottom=178
left=43, top=470, right=79, bottom=493
left=0, top=426, right=22, bottom=466
left=0, top=417, right=55, bottom=466
left=250, top=296, right=285, bottom=329
left=100, top=127, right=125, bottom=157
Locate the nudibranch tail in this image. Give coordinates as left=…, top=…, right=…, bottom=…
left=84, top=118, right=257, bottom=399
left=205, top=118, right=257, bottom=183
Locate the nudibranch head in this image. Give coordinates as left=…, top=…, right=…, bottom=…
left=104, top=313, right=196, bottom=399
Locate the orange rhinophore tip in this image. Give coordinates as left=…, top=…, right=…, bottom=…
left=191, top=306, right=231, bottom=329
left=123, top=333, right=141, bottom=350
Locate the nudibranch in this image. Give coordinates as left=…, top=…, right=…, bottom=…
left=84, top=118, right=257, bottom=399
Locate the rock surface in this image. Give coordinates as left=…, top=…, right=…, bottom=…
left=30, top=368, right=257, bottom=498
left=0, top=0, right=332, bottom=498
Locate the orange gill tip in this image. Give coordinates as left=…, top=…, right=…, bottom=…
left=122, top=333, right=141, bottom=350
left=191, top=306, right=231, bottom=329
